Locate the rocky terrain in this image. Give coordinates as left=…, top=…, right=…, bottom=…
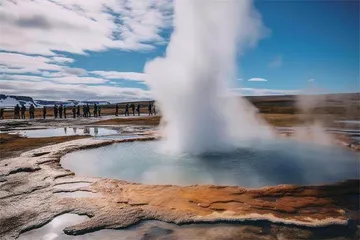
left=0, top=137, right=359, bottom=239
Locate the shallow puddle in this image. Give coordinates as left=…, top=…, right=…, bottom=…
left=53, top=182, right=91, bottom=190
left=18, top=215, right=357, bottom=240
left=13, top=127, right=119, bottom=138
left=61, top=139, right=359, bottom=187
left=54, top=191, right=97, bottom=198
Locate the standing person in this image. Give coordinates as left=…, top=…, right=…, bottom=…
left=29, top=104, right=35, bottom=119
left=93, top=104, right=98, bottom=117
left=131, top=103, right=135, bottom=116
left=153, top=104, right=157, bottom=116
left=115, top=104, right=119, bottom=116
left=87, top=104, right=91, bottom=117
left=21, top=104, right=26, bottom=119
left=63, top=105, right=67, bottom=119
left=148, top=102, right=152, bottom=116
left=42, top=106, right=47, bottom=119
left=136, top=103, right=140, bottom=116
left=0, top=108, right=3, bottom=120
left=14, top=104, right=20, bottom=119
left=82, top=105, right=86, bottom=117
left=72, top=105, right=76, bottom=118
left=98, top=106, right=101, bottom=117
left=54, top=104, right=58, bottom=118
left=59, top=104, right=63, bottom=118
left=124, top=104, right=129, bottom=116
left=77, top=105, right=80, bottom=117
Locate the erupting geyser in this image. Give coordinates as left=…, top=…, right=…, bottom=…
left=145, top=0, right=271, bottom=154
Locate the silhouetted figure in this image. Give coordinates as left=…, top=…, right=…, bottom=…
left=29, top=104, right=35, bottom=119
left=124, top=104, right=129, bottom=116
left=82, top=105, right=86, bottom=117
left=0, top=108, right=4, bottom=120
left=59, top=104, right=63, bottom=118
left=21, top=105, right=26, bottom=119
left=63, top=105, right=67, bottom=119
left=77, top=105, right=80, bottom=117
left=14, top=104, right=20, bottom=119
left=148, top=102, right=152, bottom=116
left=42, top=106, right=47, bottom=119
left=93, top=104, right=98, bottom=117
left=136, top=103, right=140, bottom=116
left=153, top=104, right=157, bottom=116
left=72, top=106, right=76, bottom=118
left=54, top=104, right=58, bottom=118
left=115, top=104, right=119, bottom=116
left=98, top=106, right=101, bottom=117
left=131, top=103, right=135, bottom=116
left=87, top=104, right=91, bottom=117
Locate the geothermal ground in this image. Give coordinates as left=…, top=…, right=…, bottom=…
left=0, top=100, right=359, bottom=239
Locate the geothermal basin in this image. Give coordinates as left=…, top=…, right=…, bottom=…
left=61, top=138, right=359, bottom=188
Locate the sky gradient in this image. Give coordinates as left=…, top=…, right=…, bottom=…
left=0, top=0, right=358, bottom=101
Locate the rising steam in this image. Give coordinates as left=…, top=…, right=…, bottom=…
left=145, top=0, right=271, bottom=154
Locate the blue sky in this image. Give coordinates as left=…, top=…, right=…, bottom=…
left=0, top=0, right=358, bottom=101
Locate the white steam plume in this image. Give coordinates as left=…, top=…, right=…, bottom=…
left=145, top=0, right=272, bottom=154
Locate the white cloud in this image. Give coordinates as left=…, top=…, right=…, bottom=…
left=91, top=71, right=146, bottom=81
left=237, top=78, right=243, bottom=81
left=268, top=55, right=282, bottom=68
left=232, top=87, right=299, bottom=96
left=4, top=74, right=108, bottom=84
left=248, top=77, right=267, bottom=82
left=50, top=56, right=74, bottom=64
left=308, top=78, right=315, bottom=82
left=0, top=52, right=63, bottom=74
left=0, top=0, right=173, bottom=55
left=0, top=80, right=151, bottom=101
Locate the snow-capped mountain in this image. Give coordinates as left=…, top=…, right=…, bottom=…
left=0, top=94, right=38, bottom=108
left=0, top=94, right=110, bottom=108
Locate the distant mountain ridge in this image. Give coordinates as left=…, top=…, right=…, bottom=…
left=0, top=94, right=110, bottom=108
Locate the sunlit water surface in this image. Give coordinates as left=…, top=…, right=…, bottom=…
left=61, top=139, right=359, bottom=188
left=13, top=127, right=119, bottom=138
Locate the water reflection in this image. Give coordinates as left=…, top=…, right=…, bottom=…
left=18, top=215, right=357, bottom=240
left=61, top=140, right=359, bottom=188
left=15, top=127, right=120, bottom=138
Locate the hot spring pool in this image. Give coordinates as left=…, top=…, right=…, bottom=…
left=61, top=139, right=359, bottom=188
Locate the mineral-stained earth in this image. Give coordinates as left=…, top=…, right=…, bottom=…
left=0, top=136, right=359, bottom=240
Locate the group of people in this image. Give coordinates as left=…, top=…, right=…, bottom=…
left=0, top=101, right=157, bottom=120
left=13, top=104, right=36, bottom=119
left=115, top=102, right=156, bottom=116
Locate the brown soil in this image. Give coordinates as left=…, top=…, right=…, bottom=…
left=93, top=116, right=161, bottom=126
left=0, top=133, right=89, bottom=160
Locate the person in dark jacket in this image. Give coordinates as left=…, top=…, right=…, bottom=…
left=21, top=105, right=26, bottom=119
left=136, top=103, right=140, bottom=116
left=42, top=106, right=47, bottom=119
left=148, top=102, right=152, bottom=116
left=54, top=104, right=58, bottom=118
left=29, top=104, right=35, bottom=119
left=115, top=104, right=119, bottom=116
left=77, top=105, right=80, bottom=117
left=63, top=105, right=67, bottom=119
left=93, top=104, right=98, bottom=117
left=72, top=105, right=76, bottom=118
left=59, top=104, right=63, bottom=118
left=124, top=104, right=129, bottom=116
left=131, top=103, right=135, bottom=116
left=153, top=104, right=157, bottom=116
left=0, top=108, right=4, bottom=120
left=14, top=104, right=20, bottom=119
left=87, top=104, right=91, bottom=117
